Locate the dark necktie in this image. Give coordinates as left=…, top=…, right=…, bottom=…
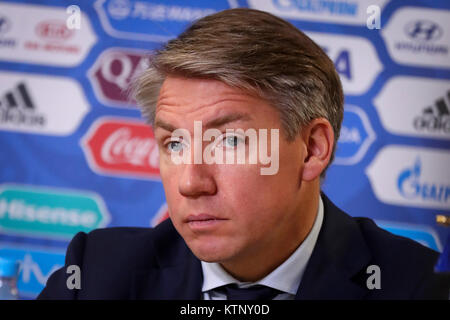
left=218, top=284, right=282, bottom=300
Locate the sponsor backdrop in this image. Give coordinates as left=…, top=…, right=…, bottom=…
left=0, top=0, right=449, bottom=298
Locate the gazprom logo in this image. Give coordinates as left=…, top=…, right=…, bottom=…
left=243, top=0, right=388, bottom=26
left=397, top=157, right=450, bottom=204
left=366, top=146, right=450, bottom=210
left=273, top=0, right=357, bottom=16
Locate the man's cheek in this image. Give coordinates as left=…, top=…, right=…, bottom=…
left=217, top=164, right=259, bottom=184
left=159, top=161, right=179, bottom=190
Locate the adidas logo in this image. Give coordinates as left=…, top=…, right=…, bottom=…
left=413, top=89, right=450, bottom=133
left=0, top=82, right=45, bottom=126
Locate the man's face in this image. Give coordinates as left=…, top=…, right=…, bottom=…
left=154, top=76, right=308, bottom=265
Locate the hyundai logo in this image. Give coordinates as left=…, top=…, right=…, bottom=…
left=0, top=16, right=11, bottom=35
left=404, top=20, right=443, bottom=42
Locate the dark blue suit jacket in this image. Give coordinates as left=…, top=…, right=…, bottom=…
left=37, top=194, right=449, bottom=299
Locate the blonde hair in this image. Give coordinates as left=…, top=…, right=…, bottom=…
left=132, top=8, right=344, bottom=178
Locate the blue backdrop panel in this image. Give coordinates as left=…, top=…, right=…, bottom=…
left=0, top=0, right=448, bottom=298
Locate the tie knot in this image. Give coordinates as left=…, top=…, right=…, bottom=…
left=219, top=284, right=281, bottom=300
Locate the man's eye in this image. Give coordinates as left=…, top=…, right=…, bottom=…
left=223, top=135, right=244, bottom=148
left=167, top=141, right=183, bottom=152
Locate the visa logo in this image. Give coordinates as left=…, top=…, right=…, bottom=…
left=322, top=47, right=352, bottom=80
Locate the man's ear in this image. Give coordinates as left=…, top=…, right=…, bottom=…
left=301, top=118, right=334, bottom=182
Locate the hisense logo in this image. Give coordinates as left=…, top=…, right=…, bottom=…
left=0, top=82, right=45, bottom=127
left=0, top=184, right=110, bottom=239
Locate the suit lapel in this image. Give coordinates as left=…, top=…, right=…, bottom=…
left=131, top=193, right=373, bottom=300
left=132, top=262, right=203, bottom=299
left=131, top=219, right=203, bottom=299
left=296, top=193, right=372, bottom=299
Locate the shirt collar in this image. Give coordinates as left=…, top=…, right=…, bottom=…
left=201, top=195, right=324, bottom=295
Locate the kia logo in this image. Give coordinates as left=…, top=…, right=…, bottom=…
left=0, top=16, right=11, bottom=35
left=35, top=20, right=74, bottom=40
left=404, top=20, right=443, bottom=42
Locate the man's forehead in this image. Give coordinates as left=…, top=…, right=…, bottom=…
left=156, top=76, right=254, bottom=110
left=154, top=109, right=253, bottom=133
left=154, top=77, right=264, bottom=129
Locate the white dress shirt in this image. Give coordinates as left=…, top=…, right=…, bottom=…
left=201, top=195, right=324, bottom=300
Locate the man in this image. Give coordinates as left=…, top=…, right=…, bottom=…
left=38, top=8, right=448, bottom=300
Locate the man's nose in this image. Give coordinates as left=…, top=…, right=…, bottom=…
left=178, top=163, right=217, bottom=198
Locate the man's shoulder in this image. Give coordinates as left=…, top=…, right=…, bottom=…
left=351, top=216, right=447, bottom=298
left=83, top=219, right=175, bottom=243
left=38, top=219, right=185, bottom=299
left=321, top=193, right=439, bottom=266
left=317, top=193, right=447, bottom=299
left=53, top=219, right=183, bottom=280
left=352, top=216, right=439, bottom=267
left=78, top=219, right=181, bottom=261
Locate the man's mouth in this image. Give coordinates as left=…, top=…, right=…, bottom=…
left=185, top=214, right=228, bottom=229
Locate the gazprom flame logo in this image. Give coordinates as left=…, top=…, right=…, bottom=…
left=397, top=157, right=421, bottom=198
left=397, top=157, right=450, bottom=203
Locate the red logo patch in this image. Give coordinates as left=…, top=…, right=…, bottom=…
left=35, top=20, right=73, bottom=40
left=81, top=117, right=160, bottom=179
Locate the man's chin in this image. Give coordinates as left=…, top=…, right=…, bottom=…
left=192, top=248, right=230, bottom=263
left=187, top=241, right=235, bottom=263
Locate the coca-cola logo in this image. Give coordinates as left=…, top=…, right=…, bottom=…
left=89, top=48, right=150, bottom=107
left=81, top=117, right=160, bottom=179
left=35, top=20, right=74, bottom=40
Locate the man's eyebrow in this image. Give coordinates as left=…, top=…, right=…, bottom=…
left=154, top=112, right=253, bottom=132
left=154, top=119, right=177, bottom=133
left=205, top=112, right=252, bottom=129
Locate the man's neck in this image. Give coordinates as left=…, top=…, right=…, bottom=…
left=219, top=184, right=320, bottom=282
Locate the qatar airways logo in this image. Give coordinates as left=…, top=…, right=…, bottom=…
left=81, top=117, right=160, bottom=180
left=88, top=48, right=150, bottom=107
